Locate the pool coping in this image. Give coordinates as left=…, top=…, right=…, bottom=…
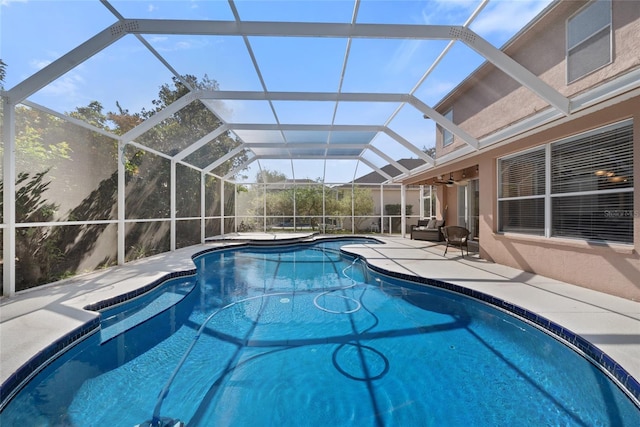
left=1, top=235, right=639, bottom=410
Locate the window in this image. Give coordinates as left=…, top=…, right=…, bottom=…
left=567, top=0, right=612, bottom=83
left=442, top=109, right=454, bottom=146
left=498, top=148, right=546, bottom=235
left=421, top=185, right=436, bottom=218
left=551, top=121, right=633, bottom=243
left=498, top=120, right=634, bottom=244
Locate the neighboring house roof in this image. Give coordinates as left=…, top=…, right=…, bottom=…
left=353, top=158, right=427, bottom=185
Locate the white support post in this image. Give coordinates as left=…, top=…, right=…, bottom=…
left=2, top=97, right=16, bottom=296
left=220, top=180, right=225, bottom=236
left=351, top=183, right=355, bottom=234
left=117, top=141, right=126, bottom=265
left=263, top=183, right=267, bottom=232
left=322, top=184, right=326, bottom=232
left=293, top=184, right=297, bottom=231
left=419, top=185, right=424, bottom=219
left=401, top=184, right=407, bottom=238
left=380, top=184, right=384, bottom=234
left=170, top=159, right=176, bottom=251
left=233, top=182, right=238, bottom=233
left=201, top=172, right=206, bottom=244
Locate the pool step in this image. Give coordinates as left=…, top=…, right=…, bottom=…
left=100, top=282, right=195, bottom=343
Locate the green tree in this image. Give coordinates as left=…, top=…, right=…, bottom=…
left=295, top=184, right=324, bottom=227
left=13, top=106, right=72, bottom=173
left=0, top=59, right=6, bottom=87
left=0, top=171, right=62, bottom=289
left=336, top=186, right=375, bottom=231
left=256, top=169, right=287, bottom=183
left=112, top=74, right=247, bottom=252
left=422, top=145, right=436, bottom=158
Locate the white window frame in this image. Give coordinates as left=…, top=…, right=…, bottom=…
left=566, top=0, right=612, bottom=84
left=497, top=146, right=547, bottom=236
left=498, top=119, right=634, bottom=244
left=442, top=109, right=454, bottom=147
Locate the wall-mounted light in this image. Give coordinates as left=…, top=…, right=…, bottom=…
left=608, top=176, right=627, bottom=183
left=457, top=169, right=469, bottom=186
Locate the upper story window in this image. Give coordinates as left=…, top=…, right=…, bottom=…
left=567, top=0, right=612, bottom=83
left=442, top=109, right=454, bottom=146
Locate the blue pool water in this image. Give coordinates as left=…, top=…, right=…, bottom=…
left=1, top=238, right=639, bottom=426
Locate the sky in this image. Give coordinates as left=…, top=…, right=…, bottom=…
left=1, top=0, right=554, bottom=183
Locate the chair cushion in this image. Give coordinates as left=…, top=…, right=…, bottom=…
left=434, top=220, right=445, bottom=228
left=426, top=219, right=437, bottom=229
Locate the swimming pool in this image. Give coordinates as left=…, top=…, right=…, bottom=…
left=1, top=238, right=639, bottom=426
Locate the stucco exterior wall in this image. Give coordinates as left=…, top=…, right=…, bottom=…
left=477, top=96, right=640, bottom=301
left=437, top=0, right=640, bottom=155
left=404, top=1, right=640, bottom=300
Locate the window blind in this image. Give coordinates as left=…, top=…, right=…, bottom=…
left=552, top=193, right=633, bottom=244
left=499, top=148, right=545, bottom=198
left=551, top=124, right=633, bottom=194
left=567, top=0, right=611, bottom=82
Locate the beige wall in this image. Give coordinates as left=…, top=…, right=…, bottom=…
left=477, top=97, right=640, bottom=301
left=436, top=0, right=640, bottom=154
left=408, top=1, right=640, bottom=301
left=422, top=97, right=640, bottom=300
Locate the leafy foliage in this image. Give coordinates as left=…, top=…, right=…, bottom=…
left=0, top=59, right=6, bottom=87
left=3, top=73, right=246, bottom=288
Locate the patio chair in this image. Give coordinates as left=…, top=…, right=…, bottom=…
left=443, top=226, right=471, bottom=257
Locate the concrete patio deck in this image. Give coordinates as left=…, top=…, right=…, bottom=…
left=1, top=235, right=639, bottom=406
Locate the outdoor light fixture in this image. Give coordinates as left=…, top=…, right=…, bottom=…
left=608, top=176, right=628, bottom=183
left=594, top=169, right=618, bottom=178
left=457, top=170, right=469, bottom=186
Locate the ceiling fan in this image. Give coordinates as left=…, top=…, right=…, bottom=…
left=430, top=174, right=453, bottom=185
left=431, top=171, right=469, bottom=186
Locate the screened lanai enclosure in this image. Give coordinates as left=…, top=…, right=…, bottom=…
left=1, top=0, right=563, bottom=295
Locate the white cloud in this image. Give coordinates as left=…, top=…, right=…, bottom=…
left=422, top=80, right=456, bottom=98
left=175, top=41, right=192, bottom=50
left=149, top=36, right=168, bottom=43
left=0, top=0, right=27, bottom=7
left=385, top=40, right=422, bottom=74
left=39, top=72, right=84, bottom=98
left=148, top=4, right=157, bottom=13
left=29, top=58, right=52, bottom=70
left=471, top=0, right=553, bottom=37
left=421, top=0, right=478, bottom=25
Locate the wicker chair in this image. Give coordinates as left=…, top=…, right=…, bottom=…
left=443, top=226, right=471, bottom=257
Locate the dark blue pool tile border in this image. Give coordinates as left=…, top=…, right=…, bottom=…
left=357, top=256, right=640, bottom=405
left=0, top=269, right=197, bottom=410
left=191, top=235, right=383, bottom=260
left=83, top=269, right=196, bottom=312
left=0, top=317, right=100, bottom=407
